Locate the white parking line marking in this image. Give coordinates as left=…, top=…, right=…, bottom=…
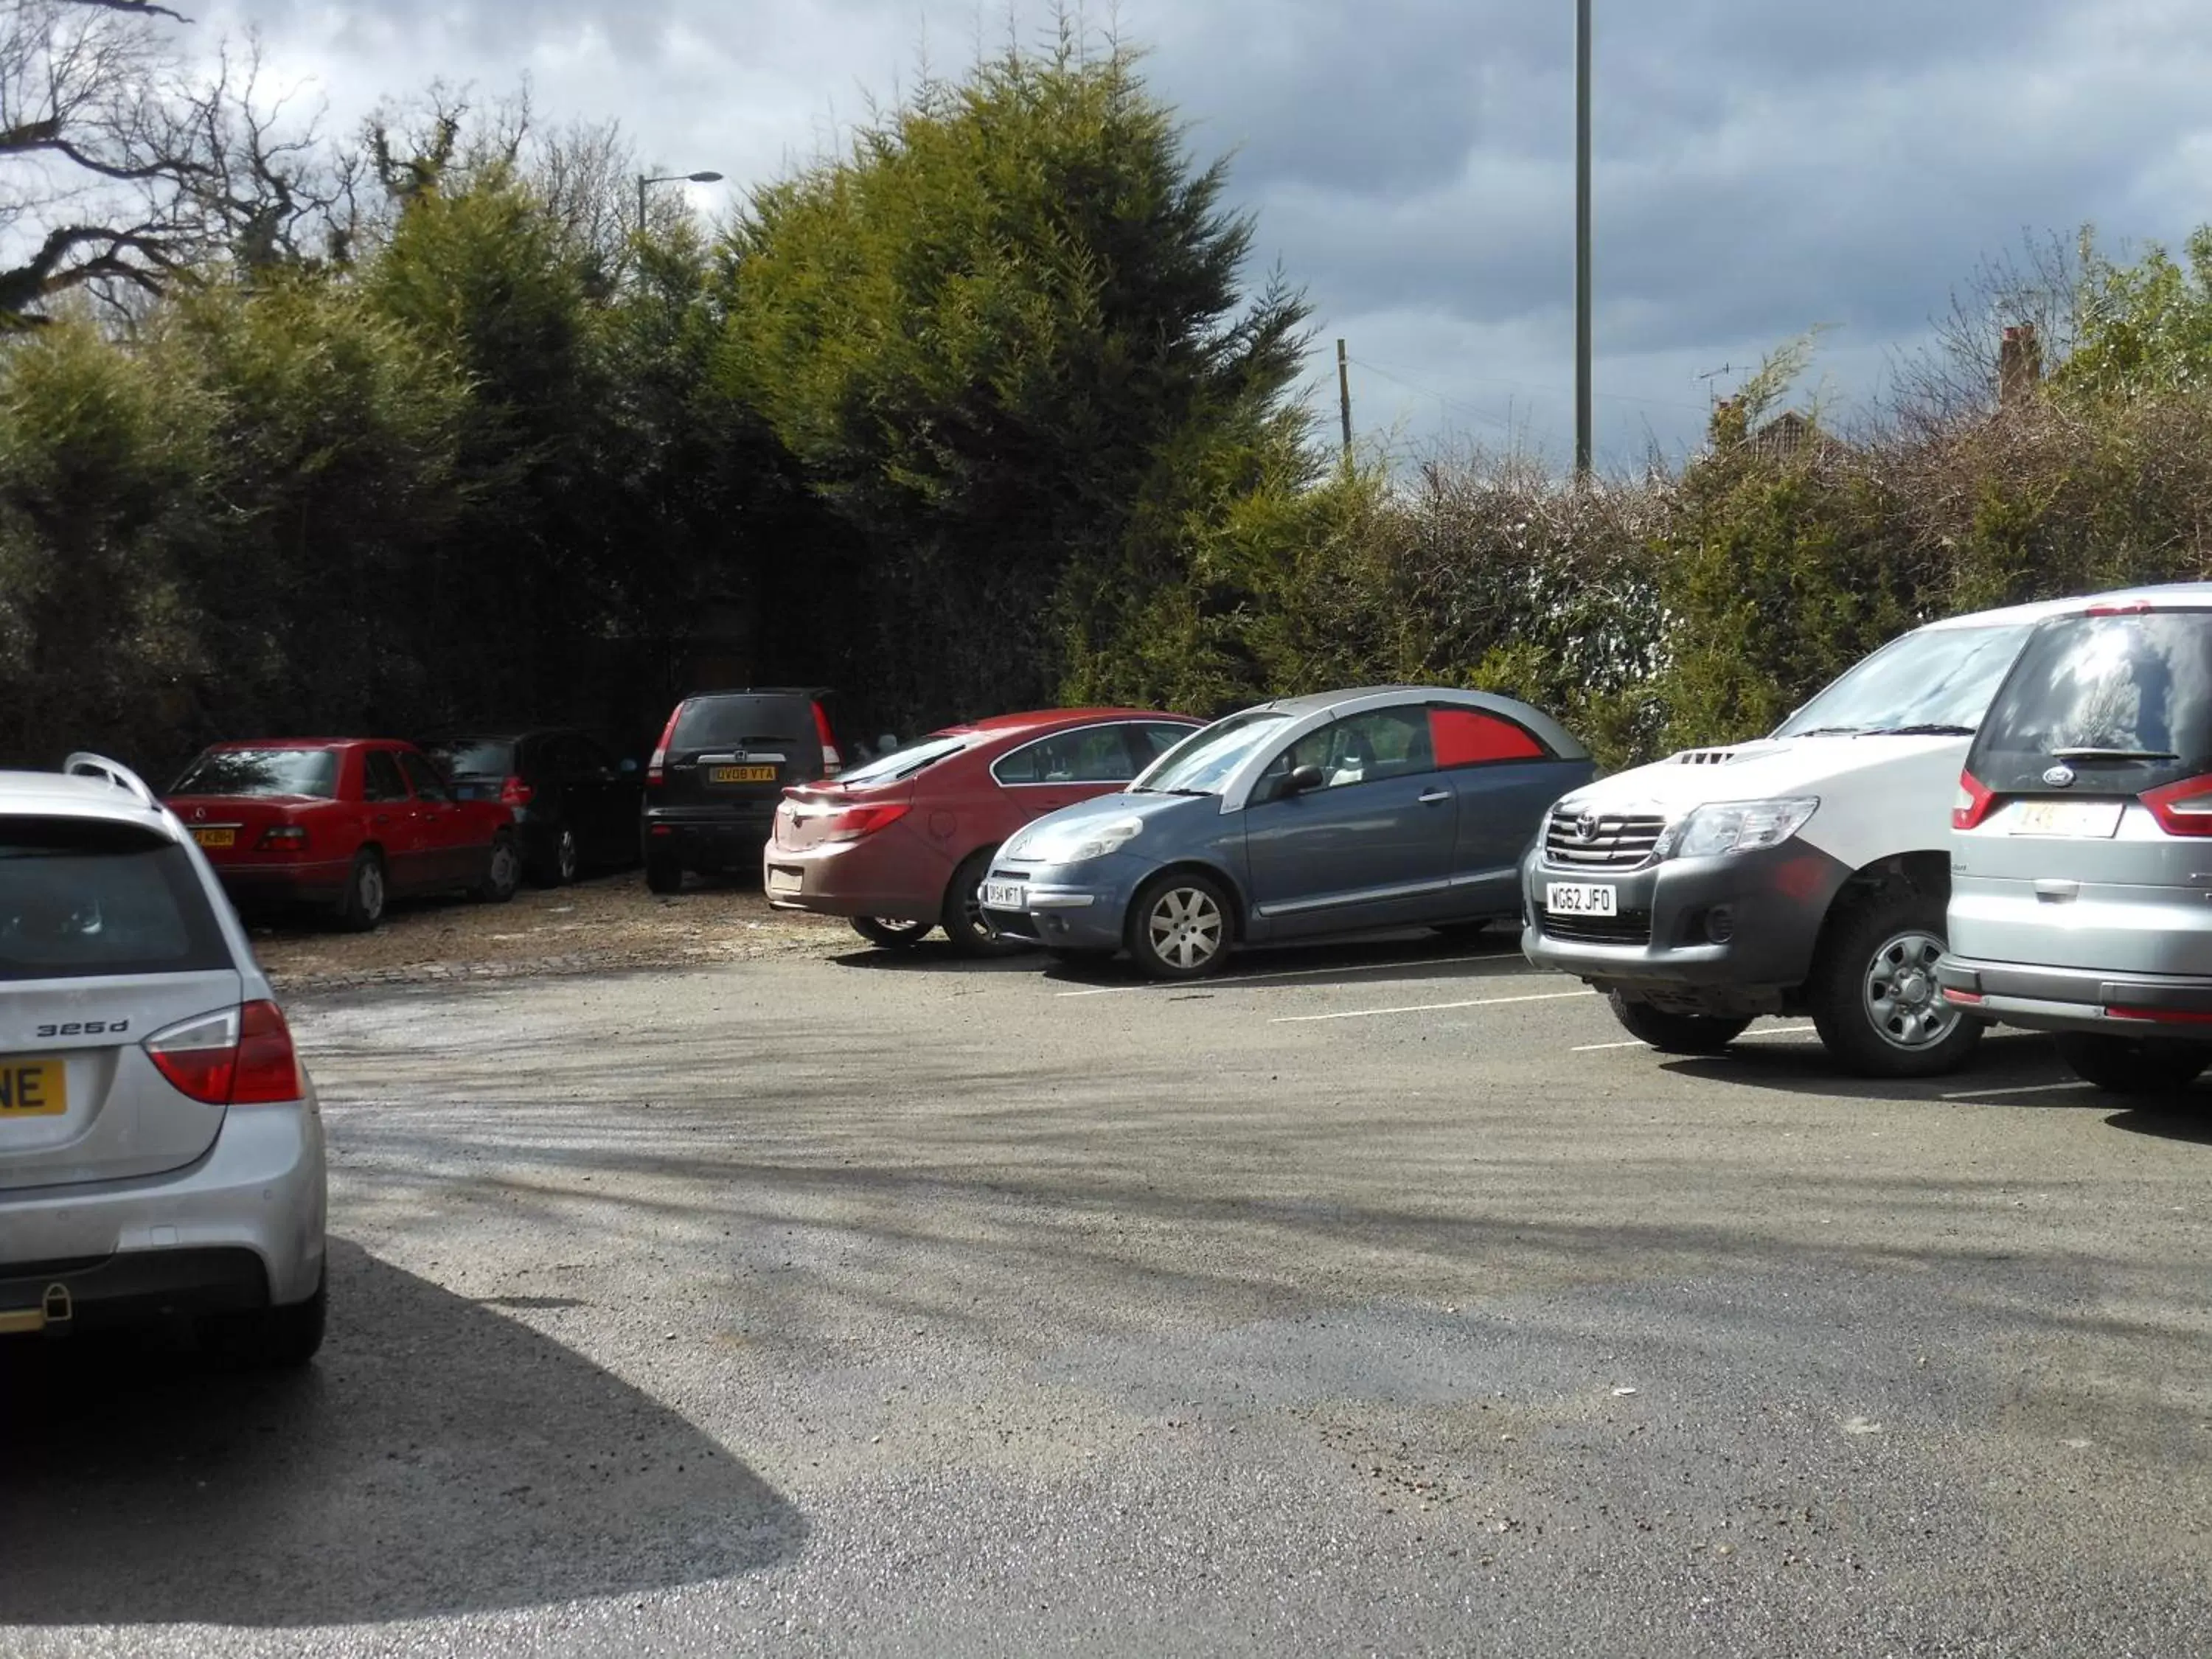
left=1941, top=1080, right=2097, bottom=1101
left=1736, top=1025, right=1818, bottom=1040
left=1572, top=1040, right=1650, bottom=1052
left=1054, top=953, right=1520, bottom=998
left=1270, top=990, right=1597, bottom=1025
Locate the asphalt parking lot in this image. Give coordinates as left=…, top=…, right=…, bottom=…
left=6, top=931, right=2211, bottom=1656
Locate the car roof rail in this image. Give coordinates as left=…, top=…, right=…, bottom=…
left=63, top=751, right=159, bottom=808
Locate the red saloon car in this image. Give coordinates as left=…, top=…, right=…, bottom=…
left=765, top=708, right=1203, bottom=953
left=166, top=740, right=521, bottom=930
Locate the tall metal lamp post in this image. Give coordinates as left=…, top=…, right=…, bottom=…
left=1574, top=0, right=1593, bottom=484
left=637, top=170, right=725, bottom=235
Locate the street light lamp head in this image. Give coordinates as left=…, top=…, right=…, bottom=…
left=685, top=171, right=724, bottom=184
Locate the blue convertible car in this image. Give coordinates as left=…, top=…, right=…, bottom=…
left=978, top=686, right=1596, bottom=978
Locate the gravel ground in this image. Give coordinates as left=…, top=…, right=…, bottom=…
left=248, top=873, right=849, bottom=992
left=6, top=935, right=2210, bottom=1656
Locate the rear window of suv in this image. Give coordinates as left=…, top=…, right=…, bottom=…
left=670, top=697, right=814, bottom=751
left=1969, top=609, right=2212, bottom=795
left=1, top=818, right=231, bottom=981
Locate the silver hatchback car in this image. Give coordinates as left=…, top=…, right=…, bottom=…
left=1, top=755, right=327, bottom=1363
left=1941, top=584, right=2212, bottom=1100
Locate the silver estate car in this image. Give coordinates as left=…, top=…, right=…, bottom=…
left=1940, top=584, right=2212, bottom=1101
left=1, top=755, right=327, bottom=1363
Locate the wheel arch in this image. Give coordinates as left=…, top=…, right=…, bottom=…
left=1132, top=859, right=1248, bottom=944
left=1812, top=849, right=1950, bottom=959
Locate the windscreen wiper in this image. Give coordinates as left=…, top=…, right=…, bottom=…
left=1865, top=723, right=1978, bottom=737
left=2050, top=746, right=2180, bottom=762
left=1790, top=726, right=1864, bottom=738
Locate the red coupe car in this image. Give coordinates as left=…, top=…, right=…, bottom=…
left=166, top=740, right=521, bottom=930
left=765, top=708, right=1202, bottom=953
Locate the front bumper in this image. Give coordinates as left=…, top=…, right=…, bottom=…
left=978, top=855, right=1149, bottom=951
left=1938, top=955, right=2212, bottom=1040
left=0, top=1094, right=328, bottom=1322
left=1520, top=841, right=1852, bottom=1015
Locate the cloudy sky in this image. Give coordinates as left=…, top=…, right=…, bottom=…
left=202, top=0, right=2212, bottom=467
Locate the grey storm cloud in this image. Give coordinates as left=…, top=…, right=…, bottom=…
left=207, top=0, right=2212, bottom=461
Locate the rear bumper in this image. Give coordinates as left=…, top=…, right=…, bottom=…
left=762, top=830, right=950, bottom=921
left=1938, top=955, right=2212, bottom=1040
left=209, top=859, right=354, bottom=908
left=0, top=1247, right=270, bottom=1331
left=0, top=1095, right=328, bottom=1318
left=642, top=808, right=773, bottom=869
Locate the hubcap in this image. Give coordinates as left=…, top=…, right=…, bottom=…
left=360, top=863, right=384, bottom=917
left=1147, top=888, right=1224, bottom=971
left=558, top=831, right=577, bottom=881
left=1863, top=929, right=1959, bottom=1051
left=493, top=843, right=516, bottom=889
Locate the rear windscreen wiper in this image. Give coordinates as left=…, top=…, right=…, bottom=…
left=2050, top=747, right=2180, bottom=762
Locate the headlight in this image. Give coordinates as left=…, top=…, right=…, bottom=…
left=1656, top=798, right=1820, bottom=860
left=1012, top=815, right=1144, bottom=864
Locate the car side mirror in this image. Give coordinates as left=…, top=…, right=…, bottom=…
left=619, top=758, right=639, bottom=775
left=1286, top=764, right=1326, bottom=796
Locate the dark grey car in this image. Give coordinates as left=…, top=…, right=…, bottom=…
left=978, top=687, right=1595, bottom=978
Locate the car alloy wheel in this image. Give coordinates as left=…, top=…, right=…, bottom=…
left=557, top=829, right=579, bottom=884
left=1861, top=928, right=1959, bottom=1051
left=1146, top=885, right=1225, bottom=974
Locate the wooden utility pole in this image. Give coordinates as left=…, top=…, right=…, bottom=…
left=1337, top=338, right=1354, bottom=460
left=1574, top=0, right=1593, bottom=483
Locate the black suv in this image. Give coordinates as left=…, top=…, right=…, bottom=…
left=641, top=689, right=842, bottom=894
left=418, top=728, right=644, bottom=886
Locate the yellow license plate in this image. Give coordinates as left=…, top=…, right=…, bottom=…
left=711, top=765, right=777, bottom=784
left=192, top=827, right=237, bottom=849
left=0, top=1058, right=66, bottom=1118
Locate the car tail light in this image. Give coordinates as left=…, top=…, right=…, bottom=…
left=2141, top=773, right=2212, bottom=837
left=144, top=1001, right=304, bottom=1105
left=813, top=702, right=843, bottom=779
left=499, top=775, right=535, bottom=807
left=257, top=824, right=308, bottom=851
left=647, top=706, right=682, bottom=787
left=1952, top=770, right=1995, bottom=830
left=817, top=802, right=909, bottom=842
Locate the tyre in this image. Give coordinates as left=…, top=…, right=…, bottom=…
left=2054, top=1033, right=2210, bottom=1102
left=1806, top=892, right=1983, bottom=1079
left=645, top=850, right=684, bottom=894
left=1127, top=870, right=1234, bottom=980
left=531, top=826, right=580, bottom=888
left=333, top=849, right=386, bottom=933
left=852, top=915, right=932, bottom=948
left=473, top=831, right=521, bottom=902
left=941, top=848, right=1027, bottom=958
left=1607, top=991, right=1750, bottom=1055
left=198, top=1268, right=326, bottom=1369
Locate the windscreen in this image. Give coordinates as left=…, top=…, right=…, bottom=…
left=1968, top=610, right=2212, bottom=795
left=1132, top=711, right=1292, bottom=796
left=420, top=740, right=515, bottom=778
left=172, top=748, right=341, bottom=799
left=0, top=818, right=231, bottom=981
left=670, top=697, right=811, bottom=751
left=836, top=734, right=970, bottom=787
left=1773, top=623, right=2034, bottom=739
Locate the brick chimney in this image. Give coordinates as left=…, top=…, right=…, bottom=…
left=1999, top=324, right=2043, bottom=407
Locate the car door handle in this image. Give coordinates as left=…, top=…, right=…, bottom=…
left=1418, top=789, right=1452, bottom=805
left=2034, top=879, right=2080, bottom=902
